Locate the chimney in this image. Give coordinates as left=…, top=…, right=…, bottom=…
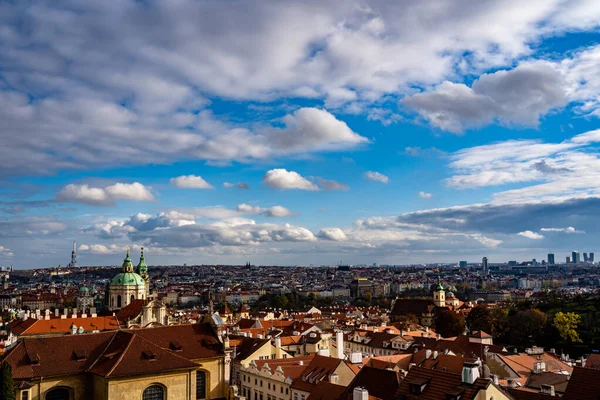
left=408, top=363, right=416, bottom=370
left=507, top=379, right=517, bottom=388
left=353, top=387, right=368, bottom=400
left=298, top=360, right=304, bottom=366
left=492, top=374, right=499, bottom=385
left=436, top=334, right=441, bottom=341
left=336, top=332, right=345, bottom=359
left=425, top=349, right=432, bottom=359
left=533, top=361, right=546, bottom=374
left=350, top=352, right=362, bottom=364
left=462, top=362, right=480, bottom=384
left=81, top=313, right=87, bottom=319
left=257, top=334, right=263, bottom=339
left=275, top=336, right=282, bottom=359
left=433, top=351, right=438, bottom=360
left=540, top=384, right=555, bottom=396
left=329, top=373, right=339, bottom=385
left=54, top=309, right=59, bottom=317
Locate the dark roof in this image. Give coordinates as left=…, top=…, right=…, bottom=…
left=340, top=366, right=402, bottom=400
left=116, top=299, right=147, bottom=321
left=3, top=323, right=222, bottom=380
left=585, top=353, right=600, bottom=369
left=563, top=366, right=600, bottom=400
left=229, top=335, right=271, bottom=360
left=306, top=381, right=346, bottom=400
left=507, top=388, right=557, bottom=400
left=396, top=366, right=501, bottom=400
left=391, top=299, right=433, bottom=317
left=525, top=371, right=569, bottom=393
left=291, top=355, right=349, bottom=393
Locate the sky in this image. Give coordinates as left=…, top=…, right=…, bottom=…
left=2, top=0, right=600, bottom=269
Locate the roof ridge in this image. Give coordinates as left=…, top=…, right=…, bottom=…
left=104, top=330, right=136, bottom=377
left=86, top=330, right=120, bottom=372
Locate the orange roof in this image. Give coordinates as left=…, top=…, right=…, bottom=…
left=254, top=355, right=315, bottom=381
left=9, top=315, right=119, bottom=336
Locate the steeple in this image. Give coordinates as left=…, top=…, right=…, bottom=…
left=122, top=246, right=134, bottom=272
left=136, top=247, right=148, bottom=275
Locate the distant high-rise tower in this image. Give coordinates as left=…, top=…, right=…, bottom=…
left=459, top=261, right=468, bottom=268
left=584, top=253, right=589, bottom=262
left=572, top=251, right=580, bottom=264
left=566, top=256, right=571, bottom=264
left=69, top=240, right=77, bottom=268
left=547, top=253, right=555, bottom=265
left=591, top=253, right=595, bottom=263
left=482, top=257, right=489, bottom=274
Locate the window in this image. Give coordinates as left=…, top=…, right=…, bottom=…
left=131, top=295, right=135, bottom=304
left=117, top=295, right=122, bottom=308
left=45, top=388, right=70, bottom=400
left=196, top=370, right=206, bottom=399
left=142, top=385, right=165, bottom=400
left=294, top=393, right=298, bottom=400
left=22, top=392, right=29, bottom=400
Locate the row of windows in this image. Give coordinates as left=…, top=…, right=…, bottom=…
left=241, top=374, right=288, bottom=395
left=37, top=371, right=206, bottom=400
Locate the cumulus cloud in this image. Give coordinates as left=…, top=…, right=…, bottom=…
left=263, top=169, right=319, bottom=191
left=518, top=230, right=545, bottom=240
left=317, top=228, right=348, bottom=241
left=56, top=182, right=155, bottom=206
left=364, top=171, right=389, bottom=183
left=223, top=182, right=250, bottom=190
left=317, top=178, right=350, bottom=191
left=170, top=175, right=214, bottom=189
left=403, top=63, right=567, bottom=132
left=78, top=244, right=121, bottom=254
left=2, top=1, right=600, bottom=175
left=419, top=191, right=433, bottom=199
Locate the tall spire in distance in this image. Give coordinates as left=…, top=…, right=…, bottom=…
left=69, top=239, right=77, bottom=268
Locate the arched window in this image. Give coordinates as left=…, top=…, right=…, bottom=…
left=46, top=387, right=70, bottom=400
left=196, top=370, right=207, bottom=399
left=131, top=295, right=135, bottom=304
left=142, top=385, right=165, bottom=400
left=117, top=295, right=122, bottom=308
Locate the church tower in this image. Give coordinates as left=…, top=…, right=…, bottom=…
left=136, top=247, right=150, bottom=295
left=69, top=240, right=77, bottom=268
left=108, top=247, right=146, bottom=311
left=433, top=277, right=446, bottom=307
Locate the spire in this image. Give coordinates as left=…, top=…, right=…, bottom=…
left=435, top=275, right=444, bottom=292
left=137, top=247, right=148, bottom=275
left=122, top=246, right=133, bottom=272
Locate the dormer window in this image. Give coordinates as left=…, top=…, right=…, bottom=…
left=408, top=378, right=429, bottom=395
left=142, top=351, right=157, bottom=361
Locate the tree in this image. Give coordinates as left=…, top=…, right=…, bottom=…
left=509, top=308, right=548, bottom=347
left=394, top=314, right=419, bottom=331
left=0, top=361, right=15, bottom=400
left=466, top=306, right=492, bottom=333
left=364, top=292, right=373, bottom=305
left=435, top=310, right=466, bottom=338
left=553, top=312, right=583, bottom=343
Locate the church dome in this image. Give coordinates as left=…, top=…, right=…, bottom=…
left=110, top=272, right=146, bottom=286
left=79, top=286, right=89, bottom=294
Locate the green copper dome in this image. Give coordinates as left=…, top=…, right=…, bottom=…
left=110, top=272, right=146, bottom=286
left=435, top=276, right=444, bottom=292
left=136, top=247, right=148, bottom=275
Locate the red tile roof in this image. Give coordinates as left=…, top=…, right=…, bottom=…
left=563, top=366, right=600, bottom=400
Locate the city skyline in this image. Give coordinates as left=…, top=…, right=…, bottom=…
left=3, top=1, right=600, bottom=268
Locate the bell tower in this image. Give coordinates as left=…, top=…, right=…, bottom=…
left=433, top=277, right=446, bottom=307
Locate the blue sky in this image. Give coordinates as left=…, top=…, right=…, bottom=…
left=2, top=0, right=600, bottom=268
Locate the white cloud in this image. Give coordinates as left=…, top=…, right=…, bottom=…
left=317, top=228, right=348, bottom=241
left=419, top=191, right=433, bottom=199
left=2, top=1, right=600, bottom=175
left=263, top=169, right=319, bottom=191
left=236, top=203, right=294, bottom=217
left=170, top=175, right=214, bottom=189
left=364, top=171, right=389, bottom=183
left=403, top=63, right=567, bottom=133
left=0, top=246, right=14, bottom=258
left=540, top=226, right=584, bottom=234
left=223, top=182, right=250, bottom=190
left=56, top=182, right=155, bottom=206
left=78, top=244, right=121, bottom=254
left=445, top=128, right=600, bottom=203
left=517, top=230, right=545, bottom=239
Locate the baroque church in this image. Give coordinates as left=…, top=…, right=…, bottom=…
left=108, top=246, right=149, bottom=311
